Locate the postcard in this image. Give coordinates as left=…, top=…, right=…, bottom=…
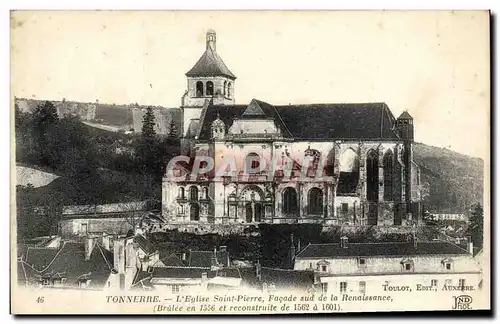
left=11, top=10, right=490, bottom=314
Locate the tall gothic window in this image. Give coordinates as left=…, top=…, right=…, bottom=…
left=227, top=82, right=232, bottom=97
left=223, top=81, right=227, bottom=96
left=283, top=187, right=298, bottom=214
left=366, top=150, right=379, bottom=202
left=196, top=81, right=204, bottom=97
left=308, top=188, right=323, bottom=215
left=206, top=81, right=214, bottom=96
left=338, top=148, right=360, bottom=194
left=383, top=151, right=394, bottom=201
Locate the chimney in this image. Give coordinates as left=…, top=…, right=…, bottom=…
left=340, top=236, right=348, bottom=249
left=113, top=238, right=126, bottom=275
left=289, top=234, right=296, bottom=267
left=211, top=247, right=218, bottom=268
left=412, top=224, right=417, bottom=248
left=84, top=237, right=95, bottom=260
left=256, top=260, right=262, bottom=282
left=468, top=238, right=474, bottom=255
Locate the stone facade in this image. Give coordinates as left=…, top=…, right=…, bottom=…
left=163, top=30, right=422, bottom=229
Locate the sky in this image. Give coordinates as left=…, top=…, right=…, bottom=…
left=10, top=11, right=490, bottom=159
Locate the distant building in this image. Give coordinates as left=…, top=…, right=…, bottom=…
left=432, top=213, right=468, bottom=222
left=58, top=201, right=152, bottom=238
left=294, top=237, right=481, bottom=295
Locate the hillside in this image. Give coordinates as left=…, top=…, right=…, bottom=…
left=413, top=143, right=484, bottom=213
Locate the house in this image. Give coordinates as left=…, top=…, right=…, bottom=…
left=17, top=239, right=115, bottom=290
left=131, top=267, right=242, bottom=294
left=293, top=237, right=481, bottom=295
left=154, top=246, right=230, bottom=269
left=58, top=201, right=150, bottom=238
left=162, top=29, right=422, bottom=229
left=239, top=262, right=316, bottom=293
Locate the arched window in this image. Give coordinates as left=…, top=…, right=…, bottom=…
left=245, top=202, right=252, bottom=223
left=383, top=151, right=393, bottom=201
left=178, top=187, right=185, bottom=199
left=196, top=81, right=204, bottom=97
left=254, top=203, right=263, bottom=223
left=203, top=187, right=209, bottom=200
left=366, top=150, right=379, bottom=202
left=206, top=81, right=214, bottom=96
left=245, top=153, right=261, bottom=174
left=227, top=82, right=232, bottom=97
left=223, top=81, right=227, bottom=96
left=190, top=186, right=199, bottom=201
left=283, top=187, right=298, bottom=214
left=308, top=188, right=323, bottom=215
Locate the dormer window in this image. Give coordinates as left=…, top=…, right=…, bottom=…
left=211, top=113, right=226, bottom=139
left=401, top=259, right=414, bottom=272
left=357, top=258, right=366, bottom=268
left=442, top=259, right=453, bottom=271
left=316, top=260, right=330, bottom=273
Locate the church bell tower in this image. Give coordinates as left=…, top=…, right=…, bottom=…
left=181, top=29, right=236, bottom=139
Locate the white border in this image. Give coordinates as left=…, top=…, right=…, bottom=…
left=3, top=1, right=497, bottom=322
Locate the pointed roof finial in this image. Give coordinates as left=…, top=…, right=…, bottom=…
left=398, top=110, right=413, bottom=120
left=206, top=29, right=216, bottom=51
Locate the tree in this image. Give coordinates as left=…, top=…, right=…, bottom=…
left=31, top=101, right=59, bottom=166
left=141, top=107, right=156, bottom=141
left=168, top=119, right=178, bottom=138
left=135, top=107, right=158, bottom=199
left=467, top=203, right=483, bottom=248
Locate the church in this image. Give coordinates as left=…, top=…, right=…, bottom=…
left=161, top=30, right=422, bottom=227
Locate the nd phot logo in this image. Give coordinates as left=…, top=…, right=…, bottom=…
left=452, top=295, right=473, bottom=310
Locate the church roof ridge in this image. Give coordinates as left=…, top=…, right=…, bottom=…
left=198, top=100, right=400, bottom=141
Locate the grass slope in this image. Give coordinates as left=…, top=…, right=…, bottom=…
left=413, top=143, right=484, bottom=213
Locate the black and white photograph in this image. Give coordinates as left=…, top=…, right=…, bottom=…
left=10, top=10, right=490, bottom=314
